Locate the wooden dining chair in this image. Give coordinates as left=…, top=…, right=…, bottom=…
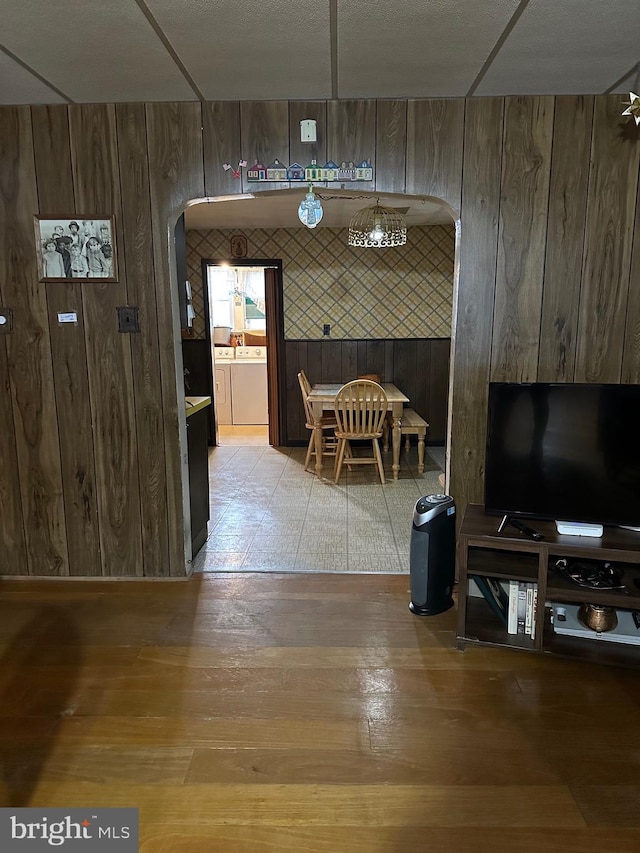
left=298, top=371, right=339, bottom=473
left=333, top=379, right=388, bottom=484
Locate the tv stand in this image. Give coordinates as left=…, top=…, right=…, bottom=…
left=457, top=504, right=640, bottom=668
left=555, top=520, right=603, bottom=537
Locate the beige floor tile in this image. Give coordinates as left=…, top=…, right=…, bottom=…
left=301, top=521, right=348, bottom=536
left=250, top=533, right=301, bottom=550
left=348, top=522, right=395, bottom=539
left=242, top=552, right=299, bottom=570
left=204, top=533, right=256, bottom=551
left=298, top=533, right=347, bottom=553
left=197, top=551, right=247, bottom=570
left=348, top=553, right=404, bottom=572
left=295, top=553, right=349, bottom=571
left=197, top=442, right=444, bottom=575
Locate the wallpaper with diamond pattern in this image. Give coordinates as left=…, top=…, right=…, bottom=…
left=186, top=225, right=454, bottom=341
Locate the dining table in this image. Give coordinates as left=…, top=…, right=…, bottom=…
left=306, top=382, right=410, bottom=480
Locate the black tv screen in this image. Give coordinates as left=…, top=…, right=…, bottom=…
left=484, top=383, right=640, bottom=528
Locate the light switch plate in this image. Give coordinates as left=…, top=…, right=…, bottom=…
left=117, top=306, right=140, bottom=333
left=0, top=307, right=13, bottom=333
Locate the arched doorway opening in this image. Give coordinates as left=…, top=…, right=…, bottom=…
left=169, top=187, right=460, bottom=570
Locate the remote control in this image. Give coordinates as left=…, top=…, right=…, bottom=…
left=509, top=518, right=544, bottom=541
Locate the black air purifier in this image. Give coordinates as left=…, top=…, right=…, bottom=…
left=409, top=494, right=456, bottom=616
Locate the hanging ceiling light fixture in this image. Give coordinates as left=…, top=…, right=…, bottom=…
left=297, top=184, right=323, bottom=228
left=348, top=202, right=407, bottom=248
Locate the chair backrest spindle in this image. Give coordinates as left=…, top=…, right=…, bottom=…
left=334, top=380, right=388, bottom=437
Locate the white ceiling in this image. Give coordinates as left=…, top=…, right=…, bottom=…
left=3, top=1, right=637, bottom=230
left=1, top=1, right=638, bottom=105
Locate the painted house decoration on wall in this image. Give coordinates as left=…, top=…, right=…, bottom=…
left=246, top=161, right=267, bottom=181
left=267, top=159, right=287, bottom=180
left=286, top=162, right=306, bottom=181
left=244, top=158, right=374, bottom=182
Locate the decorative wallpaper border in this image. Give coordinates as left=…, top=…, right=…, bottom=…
left=186, top=225, right=454, bottom=341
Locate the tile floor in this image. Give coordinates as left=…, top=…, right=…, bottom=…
left=193, top=437, right=446, bottom=574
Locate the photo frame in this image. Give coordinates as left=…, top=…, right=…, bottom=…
left=34, top=216, right=117, bottom=282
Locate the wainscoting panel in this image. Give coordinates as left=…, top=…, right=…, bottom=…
left=284, top=338, right=450, bottom=445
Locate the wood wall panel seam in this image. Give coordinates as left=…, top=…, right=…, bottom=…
left=621, top=159, right=640, bottom=382
left=1, top=106, right=69, bottom=576
left=575, top=95, right=640, bottom=382
left=31, top=103, right=102, bottom=577
left=69, top=103, right=143, bottom=577
left=115, top=102, right=170, bottom=577
left=450, top=97, right=504, bottom=511
left=490, top=95, right=554, bottom=383
left=537, top=95, right=593, bottom=383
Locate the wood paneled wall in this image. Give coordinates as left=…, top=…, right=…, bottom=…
left=0, top=96, right=638, bottom=577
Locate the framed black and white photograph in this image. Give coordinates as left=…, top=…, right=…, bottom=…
left=34, top=216, right=117, bottom=282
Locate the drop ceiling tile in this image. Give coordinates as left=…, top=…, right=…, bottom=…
left=476, top=0, right=640, bottom=95
left=145, top=0, right=332, bottom=100
left=0, top=51, right=66, bottom=105
left=337, top=0, right=522, bottom=98
left=2, top=0, right=197, bottom=103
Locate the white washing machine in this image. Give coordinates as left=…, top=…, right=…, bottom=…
left=231, top=346, right=268, bottom=425
left=213, top=346, right=234, bottom=425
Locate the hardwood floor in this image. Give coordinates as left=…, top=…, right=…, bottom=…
left=1, top=573, right=640, bottom=851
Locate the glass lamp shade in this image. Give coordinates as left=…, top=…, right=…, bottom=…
left=298, top=186, right=323, bottom=229
left=348, top=204, right=407, bottom=247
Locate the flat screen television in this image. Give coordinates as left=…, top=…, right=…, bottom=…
left=484, top=382, right=640, bottom=529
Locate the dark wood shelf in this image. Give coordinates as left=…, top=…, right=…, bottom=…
left=467, top=547, right=538, bottom=583
left=541, top=612, right=640, bottom=668
left=462, top=503, right=640, bottom=561
left=458, top=597, right=537, bottom=650
left=457, top=504, right=640, bottom=667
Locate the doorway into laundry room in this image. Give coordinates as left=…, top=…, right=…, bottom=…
left=206, top=261, right=272, bottom=446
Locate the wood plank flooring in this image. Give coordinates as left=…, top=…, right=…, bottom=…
left=1, top=573, right=640, bottom=852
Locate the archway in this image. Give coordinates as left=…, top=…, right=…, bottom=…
left=169, top=187, right=460, bottom=571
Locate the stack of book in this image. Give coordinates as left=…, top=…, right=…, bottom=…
left=508, top=580, right=538, bottom=638
left=470, top=576, right=538, bottom=640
